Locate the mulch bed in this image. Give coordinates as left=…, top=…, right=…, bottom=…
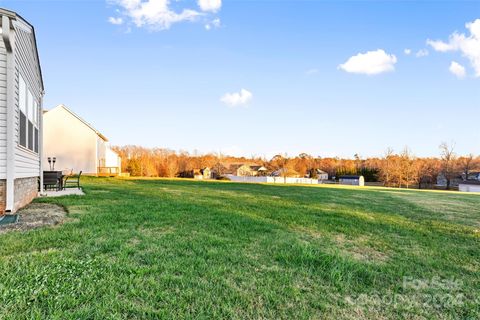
left=0, top=203, right=67, bottom=234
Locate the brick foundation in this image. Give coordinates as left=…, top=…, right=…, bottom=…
left=0, top=180, right=5, bottom=213
left=14, top=177, right=38, bottom=212
left=0, top=177, right=38, bottom=214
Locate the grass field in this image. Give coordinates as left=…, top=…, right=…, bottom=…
left=0, top=177, right=479, bottom=319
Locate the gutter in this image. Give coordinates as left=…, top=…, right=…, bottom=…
left=1, top=15, right=15, bottom=212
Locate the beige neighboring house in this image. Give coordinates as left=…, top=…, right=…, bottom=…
left=194, top=167, right=211, bottom=180
left=316, top=169, right=329, bottom=181
left=249, top=165, right=268, bottom=176
left=43, top=105, right=121, bottom=176
left=227, top=164, right=268, bottom=177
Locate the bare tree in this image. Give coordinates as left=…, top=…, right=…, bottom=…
left=354, top=153, right=362, bottom=173
left=380, top=148, right=394, bottom=187
left=417, top=158, right=441, bottom=189
left=458, top=153, right=476, bottom=181
left=271, top=154, right=289, bottom=183
left=297, top=153, right=314, bottom=177
left=439, top=142, right=457, bottom=190
left=212, top=162, right=227, bottom=178
left=400, top=147, right=417, bottom=188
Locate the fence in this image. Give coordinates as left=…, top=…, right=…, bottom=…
left=226, top=175, right=319, bottom=185
left=97, top=166, right=120, bottom=177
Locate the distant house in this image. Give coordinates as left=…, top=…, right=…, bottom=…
left=194, top=167, right=211, bottom=180
left=179, top=167, right=212, bottom=180
left=464, top=172, right=480, bottom=181
left=210, top=163, right=227, bottom=179
left=271, top=168, right=301, bottom=178
left=226, top=164, right=267, bottom=177
left=43, top=105, right=121, bottom=176
left=316, top=169, right=329, bottom=181
left=201, top=167, right=212, bottom=179
left=339, top=175, right=365, bottom=186
left=459, top=181, right=480, bottom=193
left=225, top=164, right=245, bottom=176
left=249, top=165, right=268, bottom=176
left=436, top=173, right=462, bottom=188
left=0, top=9, right=44, bottom=213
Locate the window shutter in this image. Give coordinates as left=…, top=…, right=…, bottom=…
left=28, top=121, right=33, bottom=150
left=34, top=127, right=39, bottom=153
left=19, top=112, right=27, bottom=147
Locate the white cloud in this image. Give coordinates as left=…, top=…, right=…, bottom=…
left=427, top=18, right=480, bottom=76
left=198, top=0, right=221, bottom=13
left=212, top=18, right=221, bottom=28
left=108, top=17, right=124, bottom=25
left=108, top=0, right=208, bottom=30
left=449, top=61, right=466, bottom=78
left=427, top=39, right=454, bottom=52
left=205, top=18, right=221, bottom=30
left=220, top=89, right=253, bottom=107
left=338, top=49, right=397, bottom=75
left=305, top=68, right=319, bottom=75
left=416, top=49, right=429, bottom=57
left=404, top=48, right=412, bottom=55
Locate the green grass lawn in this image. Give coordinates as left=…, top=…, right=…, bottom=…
left=1, top=178, right=479, bottom=319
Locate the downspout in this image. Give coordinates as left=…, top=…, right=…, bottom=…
left=2, top=15, right=15, bottom=212
left=39, top=92, right=45, bottom=194
left=95, top=137, right=98, bottom=176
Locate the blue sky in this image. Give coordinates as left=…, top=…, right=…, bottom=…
left=4, top=0, right=480, bottom=158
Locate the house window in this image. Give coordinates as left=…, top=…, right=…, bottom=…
left=19, top=76, right=27, bottom=148
left=18, top=75, right=39, bottom=153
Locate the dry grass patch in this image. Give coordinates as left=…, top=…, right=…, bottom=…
left=333, top=234, right=390, bottom=263
left=0, top=203, right=67, bottom=234
left=139, top=226, right=176, bottom=238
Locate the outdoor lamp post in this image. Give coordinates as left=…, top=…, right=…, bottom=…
left=52, top=157, right=56, bottom=171
left=48, top=157, right=52, bottom=170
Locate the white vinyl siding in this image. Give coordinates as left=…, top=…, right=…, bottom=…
left=13, top=21, right=42, bottom=178
left=18, top=74, right=38, bottom=152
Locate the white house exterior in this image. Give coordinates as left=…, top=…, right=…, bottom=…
left=459, top=181, right=480, bottom=193
left=0, top=9, right=44, bottom=213
left=43, top=105, right=121, bottom=176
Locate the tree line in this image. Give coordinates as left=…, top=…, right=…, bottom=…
left=112, top=143, right=479, bottom=189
